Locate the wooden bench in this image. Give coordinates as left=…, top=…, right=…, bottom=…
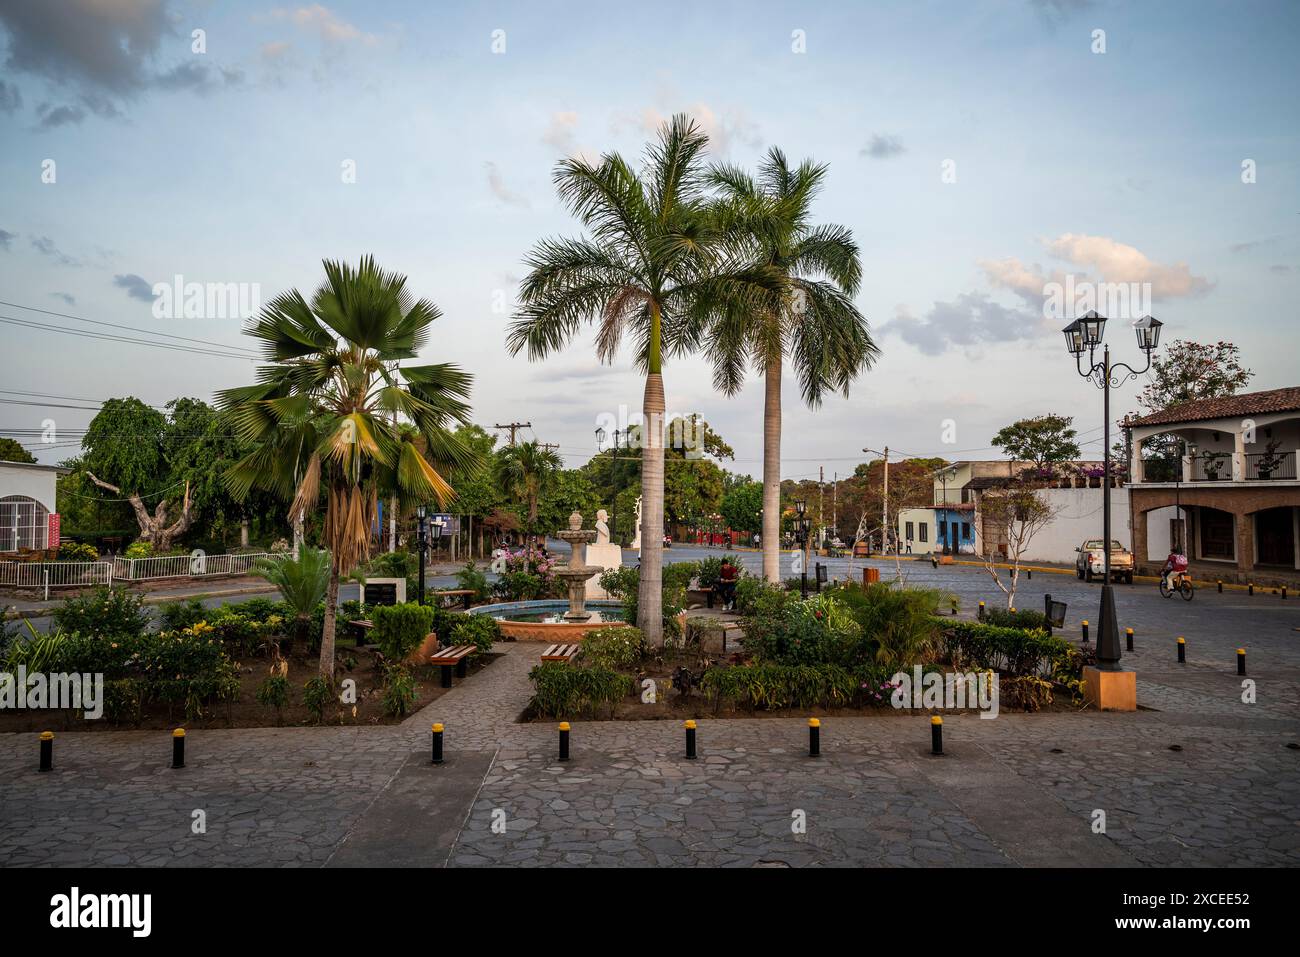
left=432, top=588, right=475, bottom=610
left=429, top=644, right=476, bottom=687
left=541, top=643, right=580, bottom=663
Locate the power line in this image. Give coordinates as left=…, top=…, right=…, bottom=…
left=0, top=314, right=255, bottom=361
left=0, top=299, right=259, bottom=355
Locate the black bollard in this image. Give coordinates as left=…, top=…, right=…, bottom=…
left=930, top=716, right=943, bottom=755
left=1125, top=627, right=1134, bottom=652
left=950, top=599, right=957, bottom=616
left=1237, top=648, right=1246, bottom=676
left=1217, top=580, right=1223, bottom=593
left=1249, top=583, right=1254, bottom=596
left=808, top=718, right=820, bottom=757
left=38, top=731, right=53, bottom=772
left=1283, top=587, right=1288, bottom=601
left=1027, top=569, right=1032, bottom=580
left=978, top=601, right=985, bottom=621
left=1177, top=636, right=1186, bottom=663
left=171, top=728, right=185, bottom=769
left=431, top=723, right=444, bottom=765
left=684, top=720, right=697, bottom=759
left=1081, top=619, right=1090, bottom=643
left=558, top=721, right=571, bottom=762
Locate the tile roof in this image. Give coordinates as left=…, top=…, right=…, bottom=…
left=1130, top=387, right=1300, bottom=428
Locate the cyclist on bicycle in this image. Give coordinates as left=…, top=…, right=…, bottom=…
left=1161, top=547, right=1189, bottom=590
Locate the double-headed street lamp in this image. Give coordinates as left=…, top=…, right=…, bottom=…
left=794, top=499, right=811, bottom=599
left=415, top=503, right=428, bottom=605
left=1062, top=310, right=1163, bottom=670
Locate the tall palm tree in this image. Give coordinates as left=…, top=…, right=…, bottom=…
left=494, top=440, right=562, bottom=544
left=507, top=115, right=775, bottom=646
left=705, top=148, right=879, bottom=582
left=220, top=256, right=475, bottom=677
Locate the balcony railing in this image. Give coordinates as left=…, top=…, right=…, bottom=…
left=1244, top=451, right=1297, bottom=481
left=1191, top=456, right=1232, bottom=482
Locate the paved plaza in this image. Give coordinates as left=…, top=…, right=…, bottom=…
left=2, top=558, right=1297, bottom=868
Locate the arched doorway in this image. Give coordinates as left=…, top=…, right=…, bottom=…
left=1254, top=506, right=1297, bottom=568
left=0, top=495, right=50, bottom=552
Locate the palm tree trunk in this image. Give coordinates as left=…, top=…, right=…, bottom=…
left=320, top=569, right=339, bottom=678
left=638, top=372, right=666, bottom=647
left=762, top=354, right=782, bottom=583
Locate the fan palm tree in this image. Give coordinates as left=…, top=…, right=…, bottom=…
left=705, top=148, right=879, bottom=582
left=494, top=440, right=562, bottom=545
left=506, top=114, right=776, bottom=646
left=220, top=257, right=476, bottom=678
left=253, top=547, right=331, bottom=658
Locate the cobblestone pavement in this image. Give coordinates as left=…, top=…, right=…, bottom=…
left=2, top=620, right=1297, bottom=867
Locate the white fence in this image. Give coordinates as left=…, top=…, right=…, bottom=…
left=111, top=552, right=272, bottom=582
left=1, top=551, right=273, bottom=595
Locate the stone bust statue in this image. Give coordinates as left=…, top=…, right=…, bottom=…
left=595, top=509, right=610, bottom=545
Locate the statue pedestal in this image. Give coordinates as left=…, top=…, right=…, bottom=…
left=1082, top=666, right=1137, bottom=712
left=584, top=543, right=624, bottom=599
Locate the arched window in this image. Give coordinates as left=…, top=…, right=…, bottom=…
left=0, top=495, right=49, bottom=552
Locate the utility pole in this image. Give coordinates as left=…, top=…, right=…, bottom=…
left=819, top=466, right=824, bottom=549
left=539, top=442, right=560, bottom=453
left=494, top=421, right=532, bottom=446
left=882, top=446, right=889, bottom=554
left=832, top=472, right=837, bottom=542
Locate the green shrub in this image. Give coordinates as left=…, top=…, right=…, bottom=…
left=495, top=570, right=544, bottom=601
left=52, top=587, right=148, bottom=641
left=371, top=602, right=435, bottom=662
left=158, top=597, right=208, bottom=631
left=255, top=673, right=291, bottom=723
left=598, top=563, right=695, bottom=638
left=380, top=664, right=419, bottom=717
left=527, top=662, right=634, bottom=718
left=103, top=678, right=145, bottom=724
left=701, top=663, right=857, bottom=710
left=833, top=582, right=946, bottom=668
left=56, top=541, right=99, bottom=562
left=733, top=576, right=782, bottom=616
left=123, top=540, right=154, bottom=559
left=578, top=626, right=644, bottom=669
left=445, top=612, right=499, bottom=653
left=938, top=619, right=1077, bottom=679
left=302, top=674, right=336, bottom=724
left=742, top=592, right=862, bottom=667
left=454, top=561, right=492, bottom=604
left=983, top=607, right=1051, bottom=631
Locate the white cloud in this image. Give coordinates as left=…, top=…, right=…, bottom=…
left=270, top=5, right=376, bottom=45
left=484, top=161, right=529, bottom=208
left=1044, top=233, right=1213, bottom=298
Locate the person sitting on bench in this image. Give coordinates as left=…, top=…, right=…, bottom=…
left=717, top=557, right=739, bottom=611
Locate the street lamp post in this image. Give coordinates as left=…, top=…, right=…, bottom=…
left=795, top=499, right=809, bottom=598
left=1062, top=311, right=1162, bottom=670
left=415, top=503, right=428, bottom=605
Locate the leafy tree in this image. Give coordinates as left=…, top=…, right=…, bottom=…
left=494, top=440, right=562, bottom=540
left=703, top=147, right=878, bottom=582
left=254, top=548, right=331, bottom=658
left=536, top=468, right=601, bottom=536
left=720, top=480, right=763, bottom=535
left=220, top=256, right=475, bottom=678
left=991, top=414, right=1081, bottom=473
left=507, top=114, right=775, bottom=647
left=1131, top=339, right=1255, bottom=475
left=81, top=397, right=194, bottom=549
left=0, top=437, right=36, bottom=464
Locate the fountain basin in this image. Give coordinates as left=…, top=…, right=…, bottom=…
left=470, top=600, right=631, bottom=642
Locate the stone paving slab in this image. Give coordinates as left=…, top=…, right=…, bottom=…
left=2, top=631, right=1297, bottom=868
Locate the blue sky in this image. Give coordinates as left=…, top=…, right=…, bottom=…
left=0, top=0, right=1296, bottom=481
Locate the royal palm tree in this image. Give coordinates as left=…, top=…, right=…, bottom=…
left=705, top=148, right=879, bottom=582
left=220, top=257, right=475, bottom=678
left=493, top=440, right=562, bottom=545
left=507, top=115, right=775, bottom=646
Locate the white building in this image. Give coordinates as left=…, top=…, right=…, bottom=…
left=0, top=460, right=64, bottom=553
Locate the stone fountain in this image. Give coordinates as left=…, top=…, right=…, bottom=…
left=554, top=511, right=600, bottom=620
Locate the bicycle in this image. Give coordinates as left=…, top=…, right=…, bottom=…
left=1159, top=570, right=1194, bottom=601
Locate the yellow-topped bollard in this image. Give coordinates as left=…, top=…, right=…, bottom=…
left=930, top=715, right=943, bottom=755
left=39, top=731, right=53, bottom=772
left=808, top=717, right=821, bottom=757
left=431, top=723, right=445, bottom=765
left=558, top=721, right=571, bottom=762
left=1237, top=648, right=1246, bottom=676
left=1177, top=636, right=1186, bottom=663
left=171, top=727, right=186, bottom=769
left=1125, top=627, right=1134, bottom=651
left=684, top=720, right=697, bottom=759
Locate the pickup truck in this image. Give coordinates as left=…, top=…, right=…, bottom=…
left=1075, top=539, right=1134, bottom=584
